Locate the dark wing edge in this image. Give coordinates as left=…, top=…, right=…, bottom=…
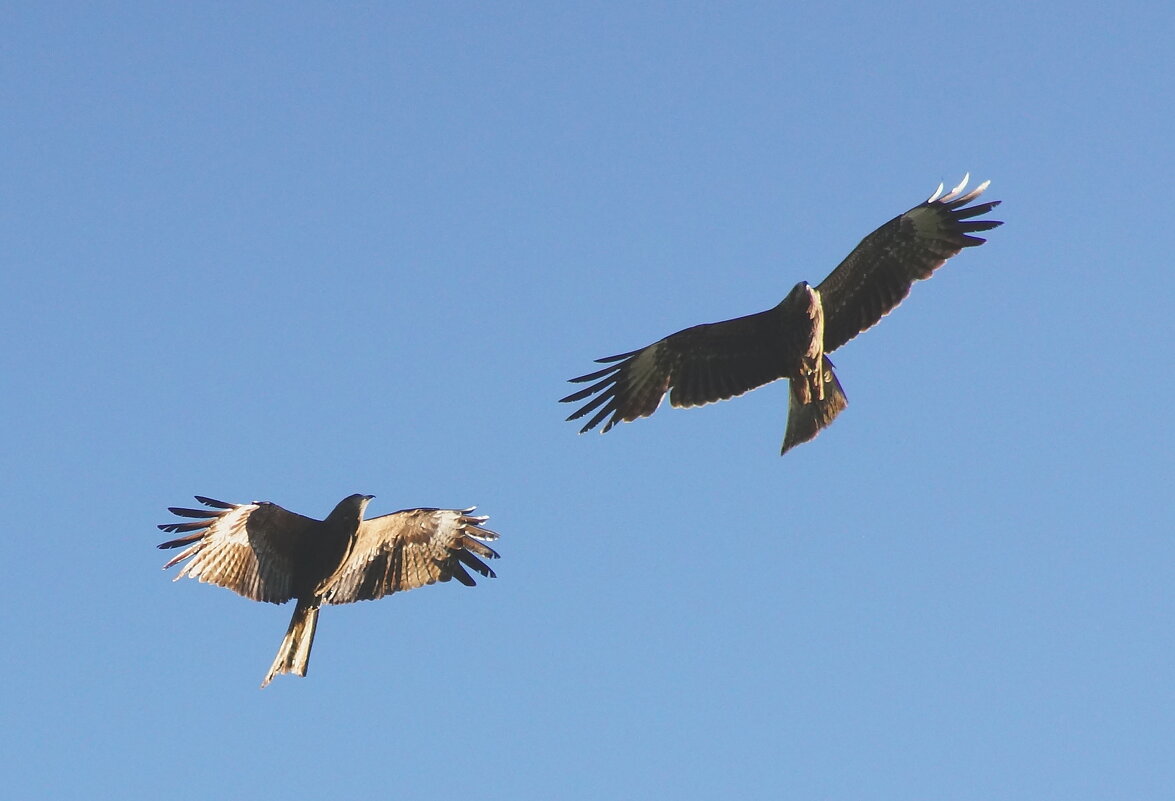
left=561, top=306, right=801, bottom=434
left=322, top=507, right=500, bottom=605
left=561, top=345, right=669, bottom=433
left=157, top=497, right=307, bottom=604
left=816, top=174, right=1003, bottom=354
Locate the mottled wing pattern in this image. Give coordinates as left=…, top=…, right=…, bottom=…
left=817, top=175, right=1003, bottom=354
left=561, top=304, right=804, bottom=433
left=158, top=497, right=317, bottom=603
left=321, top=508, right=500, bottom=604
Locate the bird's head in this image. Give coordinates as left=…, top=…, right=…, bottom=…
left=329, top=493, right=374, bottom=526
left=780, top=280, right=821, bottom=319
left=783, top=280, right=811, bottom=301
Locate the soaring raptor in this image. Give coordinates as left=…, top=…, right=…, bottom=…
left=158, top=494, right=499, bottom=687
left=561, top=175, right=1003, bottom=453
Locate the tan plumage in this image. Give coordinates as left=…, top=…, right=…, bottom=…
left=158, top=494, right=499, bottom=687
left=562, top=175, right=1003, bottom=453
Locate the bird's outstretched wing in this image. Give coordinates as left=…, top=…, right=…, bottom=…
left=158, top=497, right=319, bottom=603
left=321, top=508, right=500, bottom=604
left=561, top=282, right=821, bottom=433
left=817, top=174, right=1002, bottom=354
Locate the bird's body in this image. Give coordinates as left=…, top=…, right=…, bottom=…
left=562, top=175, right=1003, bottom=453
left=158, top=494, right=499, bottom=687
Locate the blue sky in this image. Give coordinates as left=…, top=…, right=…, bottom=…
left=4, top=2, right=1173, bottom=798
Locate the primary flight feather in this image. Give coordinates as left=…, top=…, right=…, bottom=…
left=561, top=175, right=1003, bottom=453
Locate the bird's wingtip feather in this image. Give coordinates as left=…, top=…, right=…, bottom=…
left=951, top=172, right=970, bottom=196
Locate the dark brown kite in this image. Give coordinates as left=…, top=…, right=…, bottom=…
left=158, top=494, right=499, bottom=687
left=562, top=175, right=1003, bottom=453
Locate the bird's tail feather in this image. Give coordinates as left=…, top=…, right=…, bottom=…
left=781, top=356, right=848, bottom=455
left=261, top=599, right=320, bottom=688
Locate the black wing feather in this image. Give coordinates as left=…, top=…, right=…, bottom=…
left=817, top=177, right=1002, bottom=353
left=561, top=296, right=814, bottom=434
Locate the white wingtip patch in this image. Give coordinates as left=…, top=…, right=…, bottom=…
left=934, top=173, right=970, bottom=204
left=952, top=177, right=992, bottom=206
left=928, top=173, right=989, bottom=205
left=951, top=172, right=971, bottom=197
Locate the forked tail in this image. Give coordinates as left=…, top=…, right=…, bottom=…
left=781, top=356, right=848, bottom=455
left=261, top=598, right=320, bottom=688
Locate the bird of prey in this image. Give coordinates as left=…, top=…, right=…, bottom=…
left=158, top=494, right=499, bottom=688
left=561, top=175, right=1003, bottom=454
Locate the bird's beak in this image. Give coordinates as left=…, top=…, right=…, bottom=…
left=364, top=494, right=375, bottom=501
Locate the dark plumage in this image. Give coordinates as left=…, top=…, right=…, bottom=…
left=158, top=494, right=499, bottom=687
left=562, top=175, right=1003, bottom=453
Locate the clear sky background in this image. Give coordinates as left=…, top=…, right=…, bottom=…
left=4, top=2, right=1173, bottom=798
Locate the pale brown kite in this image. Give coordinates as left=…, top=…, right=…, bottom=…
left=158, top=494, right=499, bottom=687
left=562, top=175, right=1003, bottom=453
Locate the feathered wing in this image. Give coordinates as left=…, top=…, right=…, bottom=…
left=561, top=283, right=821, bottom=434
left=817, top=175, right=1003, bottom=354
left=157, top=497, right=319, bottom=604
left=320, top=508, right=500, bottom=604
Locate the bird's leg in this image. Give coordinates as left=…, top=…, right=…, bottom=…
left=804, top=286, right=826, bottom=403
